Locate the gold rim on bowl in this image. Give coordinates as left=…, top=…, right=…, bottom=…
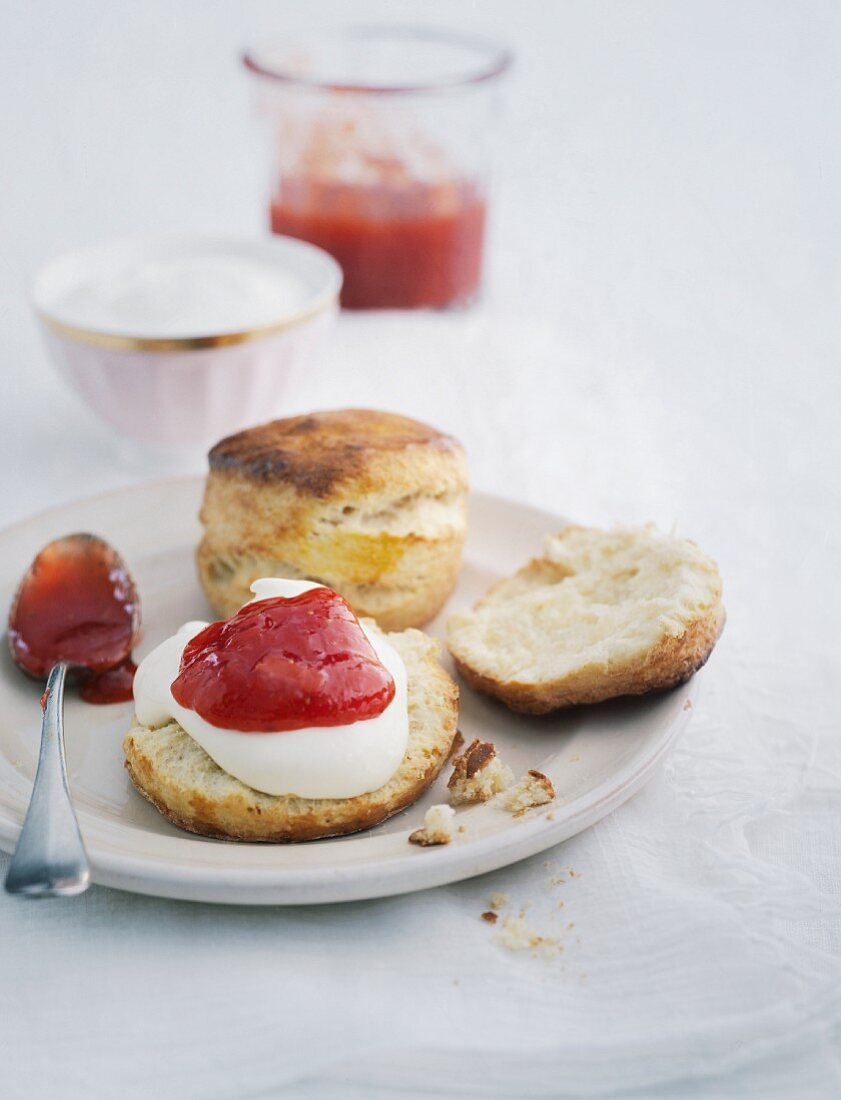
left=36, top=291, right=339, bottom=352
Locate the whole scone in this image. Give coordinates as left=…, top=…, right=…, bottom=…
left=124, top=627, right=459, bottom=842
left=197, top=409, right=468, bottom=631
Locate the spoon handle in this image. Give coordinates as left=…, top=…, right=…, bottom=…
left=4, top=663, right=91, bottom=897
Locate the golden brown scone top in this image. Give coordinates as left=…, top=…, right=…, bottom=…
left=208, top=408, right=463, bottom=496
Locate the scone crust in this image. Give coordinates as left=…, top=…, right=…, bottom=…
left=208, top=408, right=463, bottom=493
left=123, top=627, right=459, bottom=842
left=447, top=526, right=725, bottom=714
left=198, top=409, right=468, bottom=630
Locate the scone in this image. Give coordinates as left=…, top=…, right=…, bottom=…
left=447, top=525, right=724, bottom=714
left=124, top=626, right=459, bottom=842
left=197, top=409, right=468, bottom=630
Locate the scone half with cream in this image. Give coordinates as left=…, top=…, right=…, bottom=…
left=447, top=525, right=724, bottom=714
left=124, top=579, right=459, bottom=842
left=197, top=408, right=468, bottom=631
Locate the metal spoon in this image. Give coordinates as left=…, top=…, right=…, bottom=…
left=5, top=534, right=139, bottom=898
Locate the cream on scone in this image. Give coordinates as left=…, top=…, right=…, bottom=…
left=197, top=408, right=468, bottom=631
left=124, top=580, right=459, bottom=842
left=447, top=525, right=724, bottom=714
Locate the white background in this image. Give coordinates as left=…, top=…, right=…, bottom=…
left=1, top=2, right=840, bottom=1097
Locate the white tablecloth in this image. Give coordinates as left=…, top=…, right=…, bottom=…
left=1, top=2, right=839, bottom=1097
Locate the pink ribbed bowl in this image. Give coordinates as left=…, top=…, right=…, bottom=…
left=33, top=235, right=342, bottom=446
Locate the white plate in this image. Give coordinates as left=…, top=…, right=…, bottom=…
left=0, top=480, right=697, bottom=905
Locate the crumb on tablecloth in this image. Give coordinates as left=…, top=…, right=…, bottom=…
left=496, top=915, right=563, bottom=958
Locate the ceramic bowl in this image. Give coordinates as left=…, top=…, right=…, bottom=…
left=33, top=235, right=342, bottom=446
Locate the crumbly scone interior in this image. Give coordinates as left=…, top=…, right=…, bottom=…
left=201, top=486, right=466, bottom=588
left=311, top=488, right=467, bottom=539
left=199, top=477, right=468, bottom=628
left=447, top=526, right=723, bottom=684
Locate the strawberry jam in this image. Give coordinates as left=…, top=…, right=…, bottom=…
left=8, top=534, right=140, bottom=703
left=79, top=657, right=138, bottom=705
left=170, top=588, right=395, bottom=732
left=271, top=179, right=486, bottom=310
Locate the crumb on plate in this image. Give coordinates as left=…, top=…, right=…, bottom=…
left=501, top=770, right=556, bottom=815
left=447, top=730, right=465, bottom=761
left=448, top=739, right=513, bottom=806
left=408, top=803, right=455, bottom=847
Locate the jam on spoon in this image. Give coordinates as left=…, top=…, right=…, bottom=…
left=5, top=533, right=140, bottom=898
left=8, top=532, right=140, bottom=703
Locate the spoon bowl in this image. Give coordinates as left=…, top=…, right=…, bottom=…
left=8, top=532, right=139, bottom=680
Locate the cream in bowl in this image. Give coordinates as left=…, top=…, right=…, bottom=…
left=33, top=235, right=342, bottom=446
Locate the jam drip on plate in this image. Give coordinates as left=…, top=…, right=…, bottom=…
left=78, top=657, right=137, bottom=705
left=171, top=588, right=396, bottom=732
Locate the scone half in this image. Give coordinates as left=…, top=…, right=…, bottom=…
left=447, top=525, right=725, bottom=714
left=123, top=627, right=458, bottom=842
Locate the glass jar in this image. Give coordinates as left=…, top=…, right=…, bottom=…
left=244, top=27, right=512, bottom=310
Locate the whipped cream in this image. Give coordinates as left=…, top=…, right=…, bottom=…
left=133, top=579, right=409, bottom=798
left=50, top=254, right=310, bottom=338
